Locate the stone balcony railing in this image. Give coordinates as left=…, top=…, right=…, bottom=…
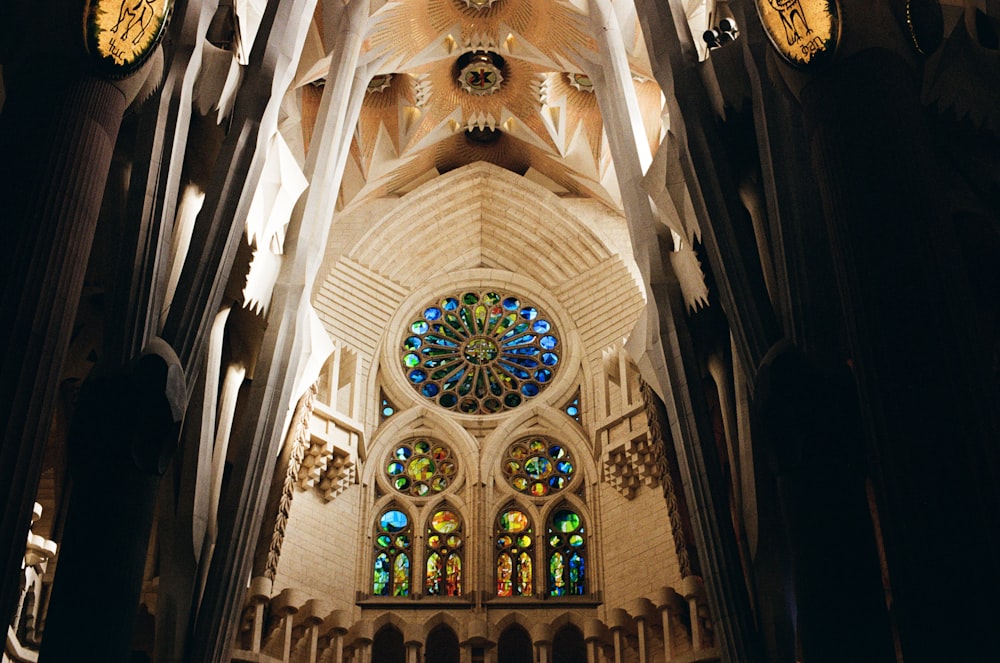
left=232, top=576, right=719, bottom=663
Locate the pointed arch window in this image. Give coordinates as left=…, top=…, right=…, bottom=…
left=373, top=508, right=412, bottom=596
left=426, top=508, right=463, bottom=596
left=547, top=507, right=586, bottom=596
left=496, top=507, right=533, bottom=596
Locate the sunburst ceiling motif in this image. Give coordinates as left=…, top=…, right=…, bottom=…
left=301, top=0, right=666, bottom=211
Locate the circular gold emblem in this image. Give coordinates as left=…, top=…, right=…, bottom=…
left=85, top=0, right=173, bottom=77
left=754, top=0, right=840, bottom=68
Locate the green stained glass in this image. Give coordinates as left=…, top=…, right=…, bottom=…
left=394, top=476, right=410, bottom=491
left=550, top=552, right=566, bottom=596
left=553, top=510, right=581, bottom=533
left=524, top=456, right=551, bottom=478
left=414, top=440, right=430, bottom=454
left=393, top=554, right=410, bottom=596
left=500, top=510, right=529, bottom=532
left=394, top=534, right=410, bottom=548
left=569, top=534, right=584, bottom=547
left=387, top=462, right=405, bottom=475
left=377, top=534, right=392, bottom=547
left=408, top=457, right=435, bottom=480
left=401, top=290, right=560, bottom=414
left=374, top=553, right=390, bottom=595
left=431, top=510, right=460, bottom=533
left=549, top=535, right=562, bottom=547
left=516, top=534, right=532, bottom=548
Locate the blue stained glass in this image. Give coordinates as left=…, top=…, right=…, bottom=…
left=502, top=297, right=520, bottom=311
left=443, top=368, right=465, bottom=390
left=504, top=356, right=540, bottom=369
left=500, top=322, right=530, bottom=341
left=442, top=297, right=459, bottom=311
left=499, top=362, right=531, bottom=380
left=403, top=353, right=420, bottom=367
left=425, top=306, right=442, bottom=320
left=557, top=460, right=573, bottom=473
left=521, top=383, right=540, bottom=397
left=425, top=334, right=458, bottom=347
left=541, top=352, right=559, bottom=366
left=550, top=445, right=564, bottom=459
left=380, top=510, right=408, bottom=532
left=431, top=323, right=462, bottom=342
left=502, top=333, right=536, bottom=347
left=409, top=369, right=427, bottom=383
left=395, top=446, right=412, bottom=460
left=566, top=405, right=579, bottom=416
left=383, top=405, right=395, bottom=417
left=440, top=393, right=458, bottom=408
left=569, top=553, right=585, bottom=592
left=422, top=383, right=440, bottom=397
left=532, top=320, right=551, bottom=333
left=411, top=320, right=428, bottom=334
left=539, top=335, right=558, bottom=350
left=403, top=336, right=422, bottom=351
left=505, top=347, right=540, bottom=356
left=520, top=307, right=538, bottom=320
left=535, top=368, right=552, bottom=383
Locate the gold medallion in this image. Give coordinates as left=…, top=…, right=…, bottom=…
left=754, top=0, right=840, bottom=68
left=84, top=0, right=173, bottom=77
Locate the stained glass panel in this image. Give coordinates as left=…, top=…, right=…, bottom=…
left=426, top=508, right=463, bottom=596
left=400, top=290, right=561, bottom=414
left=385, top=439, right=456, bottom=497
left=374, top=508, right=411, bottom=597
left=496, top=507, right=533, bottom=596
left=546, top=507, right=585, bottom=596
left=504, top=437, right=574, bottom=496
left=445, top=553, right=462, bottom=596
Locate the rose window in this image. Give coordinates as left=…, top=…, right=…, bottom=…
left=401, top=290, right=560, bottom=414
left=386, top=439, right=457, bottom=496
left=503, top=437, right=574, bottom=496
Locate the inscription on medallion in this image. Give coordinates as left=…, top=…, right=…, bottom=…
left=755, top=0, right=839, bottom=68
left=85, top=0, right=172, bottom=76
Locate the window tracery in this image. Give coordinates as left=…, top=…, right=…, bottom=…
left=385, top=438, right=457, bottom=496
left=401, top=290, right=560, bottom=414
left=503, top=436, right=575, bottom=496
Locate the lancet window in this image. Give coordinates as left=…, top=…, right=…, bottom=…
left=426, top=507, right=464, bottom=596
left=546, top=507, right=586, bottom=596
left=495, top=506, right=534, bottom=596
left=373, top=507, right=412, bottom=596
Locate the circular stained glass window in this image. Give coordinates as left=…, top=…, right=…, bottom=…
left=401, top=290, right=561, bottom=414
left=503, top=437, right=574, bottom=497
left=386, top=439, right=457, bottom=496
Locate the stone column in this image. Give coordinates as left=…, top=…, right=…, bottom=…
left=247, top=577, right=273, bottom=652
left=583, top=619, right=606, bottom=663
left=320, top=610, right=350, bottom=663
left=0, top=41, right=154, bottom=624
left=654, top=586, right=685, bottom=660
left=39, top=342, right=184, bottom=662
left=627, top=598, right=656, bottom=663
left=606, top=608, right=631, bottom=663
left=531, top=622, right=553, bottom=663
left=299, top=599, right=333, bottom=663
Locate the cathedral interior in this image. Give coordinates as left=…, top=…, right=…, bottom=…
left=1, top=0, right=998, bottom=662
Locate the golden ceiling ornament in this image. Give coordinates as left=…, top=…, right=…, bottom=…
left=367, top=74, right=393, bottom=94
left=754, top=0, right=840, bottom=68
left=458, top=53, right=504, bottom=96
left=567, top=73, right=594, bottom=93
left=460, top=0, right=501, bottom=10
left=84, top=0, right=173, bottom=78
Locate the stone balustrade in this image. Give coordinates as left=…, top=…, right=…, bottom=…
left=232, top=575, right=719, bottom=663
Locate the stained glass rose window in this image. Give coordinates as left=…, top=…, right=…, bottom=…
left=401, top=291, right=560, bottom=414
left=386, top=439, right=456, bottom=496
left=503, top=437, right=574, bottom=497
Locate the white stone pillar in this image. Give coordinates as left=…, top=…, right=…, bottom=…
left=627, top=597, right=657, bottom=663
left=654, top=586, right=685, bottom=661
left=607, top=608, right=632, bottom=663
